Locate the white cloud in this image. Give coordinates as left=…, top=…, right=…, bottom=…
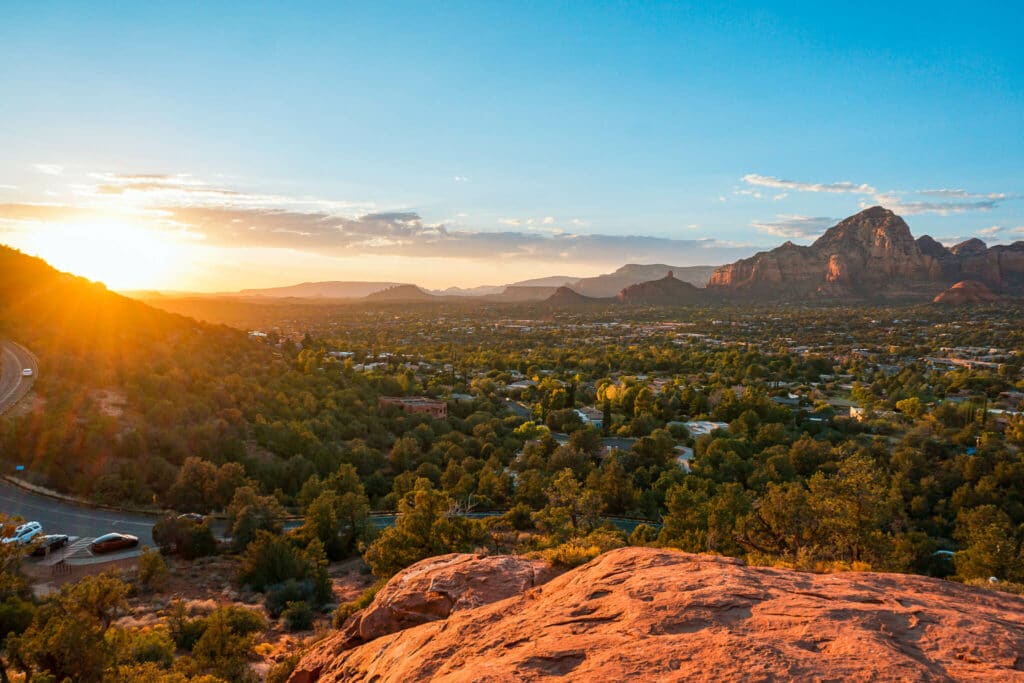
left=977, top=226, right=1002, bottom=236
left=542, top=216, right=555, bottom=224
left=743, top=173, right=876, bottom=195
left=772, top=193, right=788, bottom=201
left=453, top=175, right=469, bottom=183
left=751, top=214, right=834, bottom=239
left=32, top=164, right=64, bottom=176
left=919, top=188, right=1010, bottom=200
left=870, top=193, right=1003, bottom=215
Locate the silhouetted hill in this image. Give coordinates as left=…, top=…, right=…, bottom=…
left=543, top=286, right=611, bottom=307
left=571, top=264, right=716, bottom=297
left=364, top=284, right=437, bottom=302
left=237, top=281, right=402, bottom=298
left=618, top=271, right=710, bottom=305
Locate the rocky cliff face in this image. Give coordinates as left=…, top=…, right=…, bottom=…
left=708, top=206, right=1024, bottom=299
left=289, top=548, right=1024, bottom=683
left=617, top=272, right=709, bottom=305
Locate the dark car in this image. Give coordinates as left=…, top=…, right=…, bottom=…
left=177, top=513, right=205, bottom=525
left=89, top=533, right=139, bottom=554
left=29, top=534, right=69, bottom=557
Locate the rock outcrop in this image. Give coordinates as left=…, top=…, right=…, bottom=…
left=289, top=548, right=1024, bottom=683
left=934, top=280, right=1001, bottom=305
left=617, top=271, right=709, bottom=305
left=708, top=206, right=1024, bottom=300
left=289, top=553, right=557, bottom=683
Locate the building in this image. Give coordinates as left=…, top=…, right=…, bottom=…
left=378, top=396, right=447, bottom=419
left=575, top=407, right=604, bottom=429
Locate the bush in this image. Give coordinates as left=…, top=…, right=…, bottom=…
left=264, top=579, right=315, bottom=618
left=540, top=528, right=626, bottom=568
left=138, top=547, right=170, bottom=593
left=332, top=582, right=382, bottom=627
left=282, top=600, right=315, bottom=632
left=152, top=516, right=217, bottom=560
left=267, top=653, right=301, bottom=683
left=124, top=627, right=175, bottom=666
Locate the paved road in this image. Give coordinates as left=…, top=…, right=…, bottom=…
left=0, top=341, right=37, bottom=415
left=0, top=480, right=155, bottom=547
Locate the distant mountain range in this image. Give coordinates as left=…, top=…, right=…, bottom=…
left=224, top=263, right=718, bottom=303
left=129, top=208, right=1023, bottom=309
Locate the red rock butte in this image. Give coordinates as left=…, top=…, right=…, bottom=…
left=289, top=547, right=1024, bottom=682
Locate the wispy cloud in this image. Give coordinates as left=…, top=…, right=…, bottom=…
left=743, top=173, right=876, bottom=195
left=919, top=189, right=1011, bottom=200
left=453, top=175, right=469, bottom=183
left=870, top=193, right=1005, bottom=216
left=32, top=164, right=64, bottom=176
left=751, top=214, right=834, bottom=239
left=977, top=225, right=1003, bottom=237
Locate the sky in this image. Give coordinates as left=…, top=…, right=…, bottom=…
left=1, top=1, right=1022, bottom=291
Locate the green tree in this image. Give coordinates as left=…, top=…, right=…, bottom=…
left=532, top=469, right=604, bottom=541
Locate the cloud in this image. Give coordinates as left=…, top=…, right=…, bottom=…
left=2, top=170, right=771, bottom=267
left=977, top=226, right=1002, bottom=237
left=743, top=174, right=876, bottom=195
left=751, top=214, right=834, bottom=239
left=32, top=164, right=64, bottom=176
left=870, top=193, right=1004, bottom=215
left=919, top=189, right=1011, bottom=200
left=453, top=175, right=469, bottom=183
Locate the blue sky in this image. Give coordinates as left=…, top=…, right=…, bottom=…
left=1, top=2, right=1022, bottom=289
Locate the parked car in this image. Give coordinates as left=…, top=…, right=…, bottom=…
left=89, top=533, right=139, bottom=554
left=3, top=521, right=42, bottom=545
left=30, top=534, right=69, bottom=557
left=177, top=513, right=205, bottom=525
left=21, top=368, right=33, bottom=377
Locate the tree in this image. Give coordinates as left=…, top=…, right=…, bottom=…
left=363, top=480, right=486, bottom=578
left=807, top=452, right=896, bottom=565
left=9, top=573, right=130, bottom=683
left=532, top=469, right=604, bottom=541
left=954, top=505, right=1023, bottom=581
left=226, top=486, right=286, bottom=551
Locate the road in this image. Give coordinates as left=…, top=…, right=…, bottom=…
left=0, top=480, right=155, bottom=547
left=0, top=341, right=37, bottom=415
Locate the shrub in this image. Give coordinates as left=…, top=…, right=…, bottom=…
left=332, top=582, right=382, bottom=627
left=124, top=627, right=175, bottom=666
left=267, top=653, right=301, bottom=683
left=282, top=600, right=315, bottom=632
left=138, top=547, right=170, bottom=593
left=264, top=579, right=315, bottom=618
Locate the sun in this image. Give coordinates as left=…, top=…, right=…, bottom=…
left=15, top=220, right=186, bottom=291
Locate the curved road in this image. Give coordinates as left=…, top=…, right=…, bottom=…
left=0, top=480, right=156, bottom=547
left=0, top=340, right=37, bottom=415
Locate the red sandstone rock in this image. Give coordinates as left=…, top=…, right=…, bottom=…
left=289, top=553, right=557, bottom=683
left=934, top=280, right=1001, bottom=305
left=708, top=207, right=1024, bottom=299
left=291, top=547, right=1024, bottom=683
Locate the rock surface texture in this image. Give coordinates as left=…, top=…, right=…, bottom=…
left=289, top=547, right=1024, bottom=682
left=708, top=206, right=1024, bottom=299
left=289, top=553, right=557, bottom=683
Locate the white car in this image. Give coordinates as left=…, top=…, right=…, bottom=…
left=3, top=521, right=42, bottom=545
left=21, top=368, right=33, bottom=377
